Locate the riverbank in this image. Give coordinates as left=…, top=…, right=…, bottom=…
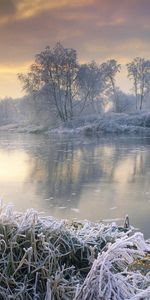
left=1, top=111, right=150, bottom=137
left=52, top=111, right=150, bottom=137
left=0, top=204, right=149, bottom=299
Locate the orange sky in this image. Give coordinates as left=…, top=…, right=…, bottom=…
left=0, top=0, right=150, bottom=98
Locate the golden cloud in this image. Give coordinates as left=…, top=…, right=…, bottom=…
left=0, top=0, right=149, bottom=97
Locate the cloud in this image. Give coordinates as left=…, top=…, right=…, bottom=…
left=0, top=0, right=16, bottom=15
left=0, top=0, right=150, bottom=97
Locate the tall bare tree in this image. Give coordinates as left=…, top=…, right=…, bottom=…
left=100, top=60, right=121, bottom=112
left=127, top=57, right=150, bottom=110
left=77, top=61, right=104, bottom=113
left=18, top=43, right=79, bottom=121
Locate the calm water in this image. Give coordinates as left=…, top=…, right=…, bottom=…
left=0, top=133, right=150, bottom=238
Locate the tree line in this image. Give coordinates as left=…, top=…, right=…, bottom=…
left=18, top=43, right=150, bottom=122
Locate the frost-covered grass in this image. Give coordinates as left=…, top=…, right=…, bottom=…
left=1, top=111, right=150, bottom=136
left=0, top=123, right=48, bottom=134
left=0, top=204, right=149, bottom=299
left=75, top=233, right=150, bottom=300
left=51, top=111, right=150, bottom=136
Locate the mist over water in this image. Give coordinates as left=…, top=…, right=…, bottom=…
left=0, top=132, right=149, bottom=238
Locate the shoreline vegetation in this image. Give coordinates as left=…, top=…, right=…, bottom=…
left=0, top=204, right=149, bottom=299
left=1, top=111, right=150, bottom=137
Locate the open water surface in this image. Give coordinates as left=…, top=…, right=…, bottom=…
left=0, top=132, right=149, bottom=238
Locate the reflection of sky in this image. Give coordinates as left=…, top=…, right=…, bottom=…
left=0, top=134, right=149, bottom=238
left=0, top=150, right=28, bottom=181
left=0, top=0, right=150, bottom=97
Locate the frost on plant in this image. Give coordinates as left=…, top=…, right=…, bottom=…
left=0, top=203, right=149, bottom=299
left=75, top=233, right=150, bottom=300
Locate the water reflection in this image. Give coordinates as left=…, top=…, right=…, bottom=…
left=0, top=133, right=149, bottom=238
left=0, top=150, right=28, bottom=181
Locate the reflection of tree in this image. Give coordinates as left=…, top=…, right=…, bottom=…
left=27, top=139, right=105, bottom=206
left=25, top=136, right=150, bottom=207
left=0, top=134, right=150, bottom=204
left=106, top=150, right=145, bottom=184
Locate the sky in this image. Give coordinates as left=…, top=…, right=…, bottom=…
left=0, top=0, right=150, bottom=98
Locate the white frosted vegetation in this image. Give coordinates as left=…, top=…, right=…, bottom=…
left=1, top=111, right=150, bottom=137
left=79, top=112, right=150, bottom=136
left=50, top=111, right=150, bottom=137
left=0, top=203, right=149, bottom=299
left=75, top=233, right=150, bottom=300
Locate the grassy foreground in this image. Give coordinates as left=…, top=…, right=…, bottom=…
left=0, top=204, right=149, bottom=299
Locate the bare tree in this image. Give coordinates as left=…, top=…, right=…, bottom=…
left=127, top=57, right=150, bottom=110
left=77, top=61, right=104, bottom=114
left=18, top=43, right=79, bottom=121
left=126, top=61, right=138, bottom=110
left=18, top=63, right=42, bottom=93
left=100, top=60, right=121, bottom=112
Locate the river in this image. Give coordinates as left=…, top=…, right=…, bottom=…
left=0, top=132, right=149, bottom=238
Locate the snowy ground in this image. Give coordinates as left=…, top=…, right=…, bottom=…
left=0, top=123, right=48, bottom=134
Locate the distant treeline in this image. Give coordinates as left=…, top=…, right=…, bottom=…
left=1, top=43, right=150, bottom=126
left=18, top=43, right=150, bottom=120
